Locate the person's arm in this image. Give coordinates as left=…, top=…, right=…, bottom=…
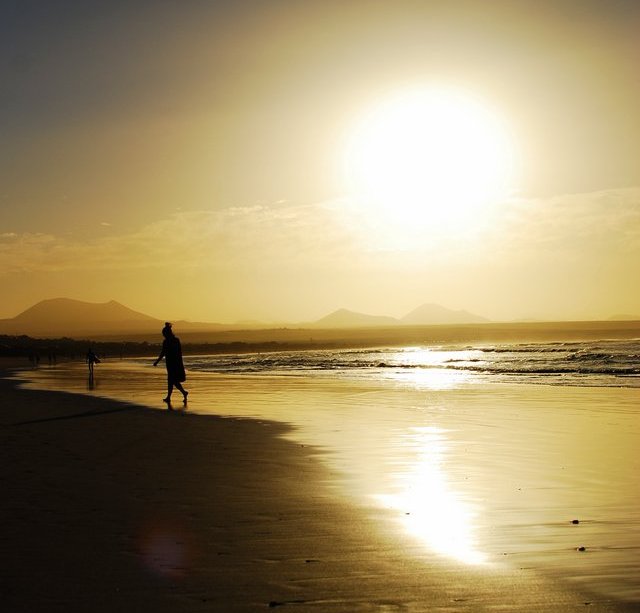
left=153, top=344, right=165, bottom=366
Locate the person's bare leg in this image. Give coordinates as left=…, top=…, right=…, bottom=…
left=164, top=381, right=173, bottom=403
left=175, top=382, right=188, bottom=403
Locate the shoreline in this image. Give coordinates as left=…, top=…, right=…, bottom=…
left=2, top=318, right=640, bottom=363
left=1, top=369, right=638, bottom=611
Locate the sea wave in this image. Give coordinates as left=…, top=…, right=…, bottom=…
left=181, top=339, right=640, bottom=388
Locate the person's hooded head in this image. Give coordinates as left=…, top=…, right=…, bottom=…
left=162, top=322, right=173, bottom=339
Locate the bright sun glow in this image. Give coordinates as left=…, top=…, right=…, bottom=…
left=343, top=86, right=517, bottom=241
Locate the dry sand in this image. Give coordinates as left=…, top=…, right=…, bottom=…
left=0, top=368, right=637, bottom=612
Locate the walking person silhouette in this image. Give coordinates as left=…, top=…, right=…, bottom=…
left=153, top=322, right=188, bottom=405
left=86, top=348, right=100, bottom=376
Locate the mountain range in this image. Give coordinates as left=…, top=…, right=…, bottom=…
left=313, top=304, right=489, bottom=328
left=0, top=298, right=491, bottom=338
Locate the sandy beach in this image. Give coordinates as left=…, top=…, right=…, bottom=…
left=1, top=361, right=639, bottom=612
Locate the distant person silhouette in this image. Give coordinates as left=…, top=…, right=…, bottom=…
left=153, top=322, right=188, bottom=405
left=86, top=348, right=100, bottom=376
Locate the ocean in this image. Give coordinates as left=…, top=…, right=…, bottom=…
left=181, top=339, right=640, bottom=388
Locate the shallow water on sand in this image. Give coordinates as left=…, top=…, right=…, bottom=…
left=15, top=359, right=640, bottom=603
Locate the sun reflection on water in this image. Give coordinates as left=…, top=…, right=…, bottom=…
left=376, top=426, right=487, bottom=565
left=387, top=367, right=472, bottom=390
left=381, top=347, right=479, bottom=390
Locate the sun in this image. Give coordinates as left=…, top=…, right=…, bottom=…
left=342, top=86, right=517, bottom=241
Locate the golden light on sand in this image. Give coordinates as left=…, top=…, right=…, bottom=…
left=343, top=86, right=517, bottom=243
left=377, top=426, right=487, bottom=565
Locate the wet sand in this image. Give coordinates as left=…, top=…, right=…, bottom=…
left=1, top=364, right=638, bottom=611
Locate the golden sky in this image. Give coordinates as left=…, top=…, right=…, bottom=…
left=2, top=0, right=639, bottom=323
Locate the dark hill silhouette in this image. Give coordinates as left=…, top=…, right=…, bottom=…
left=0, top=298, right=163, bottom=337
left=312, top=304, right=489, bottom=328
left=13, top=298, right=158, bottom=325
left=312, top=308, right=399, bottom=328
left=0, top=298, right=236, bottom=338
left=401, top=303, right=489, bottom=325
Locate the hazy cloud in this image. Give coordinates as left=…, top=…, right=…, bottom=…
left=0, top=202, right=359, bottom=275
left=1, top=188, right=639, bottom=278
left=493, top=187, right=640, bottom=260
